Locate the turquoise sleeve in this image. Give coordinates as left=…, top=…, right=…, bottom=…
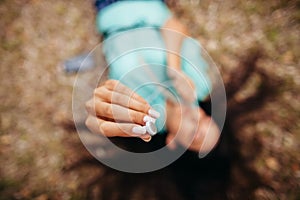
left=181, top=38, right=212, bottom=101
left=96, top=1, right=172, bottom=34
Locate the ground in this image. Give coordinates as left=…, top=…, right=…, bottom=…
left=0, top=0, right=299, bottom=199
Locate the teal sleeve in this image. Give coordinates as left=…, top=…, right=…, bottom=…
left=181, top=38, right=212, bottom=101
left=96, top=1, right=172, bottom=34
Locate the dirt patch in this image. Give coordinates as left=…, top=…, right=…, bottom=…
left=0, top=0, right=299, bottom=199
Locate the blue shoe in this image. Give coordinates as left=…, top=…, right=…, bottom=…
left=63, top=53, right=96, bottom=74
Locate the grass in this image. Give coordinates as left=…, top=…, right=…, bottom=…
left=0, top=0, right=299, bottom=199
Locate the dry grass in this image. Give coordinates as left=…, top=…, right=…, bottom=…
left=0, top=0, right=299, bottom=199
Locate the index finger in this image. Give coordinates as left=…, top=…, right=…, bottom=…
left=94, top=87, right=151, bottom=114
left=104, top=80, right=148, bottom=104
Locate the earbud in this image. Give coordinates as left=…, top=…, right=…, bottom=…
left=144, top=121, right=157, bottom=136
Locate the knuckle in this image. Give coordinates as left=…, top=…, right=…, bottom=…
left=131, top=111, right=144, bottom=124
left=106, top=91, right=113, bottom=103
left=85, top=100, right=92, bottom=111
left=105, top=79, right=118, bottom=89
left=144, top=104, right=151, bottom=113
left=128, top=99, right=136, bottom=110
left=94, top=87, right=111, bottom=102
left=85, top=116, right=93, bottom=129
left=93, top=87, right=100, bottom=96
left=99, top=122, right=107, bottom=135
left=94, top=87, right=105, bottom=98
left=99, top=122, right=114, bottom=137
left=103, top=103, right=112, bottom=117
left=111, top=92, right=121, bottom=103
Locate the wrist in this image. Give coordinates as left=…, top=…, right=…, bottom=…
left=167, top=54, right=181, bottom=70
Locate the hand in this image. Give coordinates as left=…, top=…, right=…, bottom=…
left=168, top=68, right=197, bottom=103
left=85, top=80, right=160, bottom=142
left=165, top=100, right=220, bottom=153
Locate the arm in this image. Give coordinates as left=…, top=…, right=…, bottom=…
left=162, top=17, right=220, bottom=153
left=161, top=17, right=188, bottom=70
left=161, top=17, right=196, bottom=103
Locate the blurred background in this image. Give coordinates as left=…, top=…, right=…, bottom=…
left=0, top=0, right=299, bottom=199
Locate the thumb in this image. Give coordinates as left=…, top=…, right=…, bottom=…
left=166, top=132, right=177, bottom=150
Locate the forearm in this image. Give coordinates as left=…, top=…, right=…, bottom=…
left=161, top=17, right=188, bottom=70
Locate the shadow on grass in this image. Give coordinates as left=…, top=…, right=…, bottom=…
left=62, top=48, right=282, bottom=200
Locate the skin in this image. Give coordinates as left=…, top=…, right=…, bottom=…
left=85, top=17, right=220, bottom=153
left=165, top=100, right=220, bottom=152
left=161, top=17, right=196, bottom=103
left=161, top=17, right=188, bottom=71
left=85, top=80, right=153, bottom=142
left=161, top=17, right=220, bottom=152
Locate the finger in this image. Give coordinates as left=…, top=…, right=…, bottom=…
left=175, top=118, right=198, bottom=148
left=85, top=115, right=147, bottom=137
left=85, top=99, right=97, bottom=116
left=140, top=134, right=152, bottom=142
left=166, top=132, right=177, bottom=150
left=104, top=80, right=148, bottom=104
left=196, top=116, right=220, bottom=153
left=88, top=99, right=150, bottom=125
left=188, top=119, right=211, bottom=152
left=94, top=87, right=151, bottom=114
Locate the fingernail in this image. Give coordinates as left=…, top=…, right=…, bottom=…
left=148, top=109, right=160, bottom=118
left=132, top=126, right=146, bottom=135
left=141, top=135, right=152, bottom=142
left=143, top=115, right=156, bottom=123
